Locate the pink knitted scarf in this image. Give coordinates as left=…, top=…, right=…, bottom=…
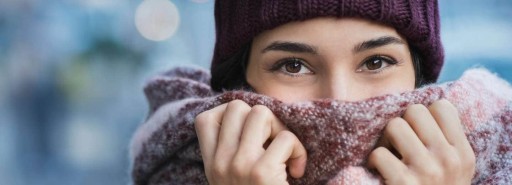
left=130, top=67, right=512, bottom=185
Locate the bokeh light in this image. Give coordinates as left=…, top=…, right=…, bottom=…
left=0, top=0, right=510, bottom=185
left=135, top=0, right=180, bottom=41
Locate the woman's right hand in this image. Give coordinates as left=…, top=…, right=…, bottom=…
left=195, top=100, right=307, bottom=185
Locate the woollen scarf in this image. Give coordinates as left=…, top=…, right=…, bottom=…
left=130, top=67, right=512, bottom=185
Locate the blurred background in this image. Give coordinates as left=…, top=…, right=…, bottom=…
left=0, top=0, right=511, bottom=184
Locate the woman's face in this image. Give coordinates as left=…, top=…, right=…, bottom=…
left=246, top=18, right=416, bottom=103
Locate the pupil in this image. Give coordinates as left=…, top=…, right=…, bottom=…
left=367, top=59, right=382, bottom=70
left=285, top=62, right=301, bottom=73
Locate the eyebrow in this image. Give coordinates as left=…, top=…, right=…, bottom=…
left=353, top=36, right=405, bottom=53
left=261, top=36, right=404, bottom=55
left=261, top=41, right=318, bottom=55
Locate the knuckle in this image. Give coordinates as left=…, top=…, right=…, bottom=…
left=250, top=105, right=272, bottom=116
left=405, top=104, right=429, bottom=116
left=368, top=147, right=387, bottom=163
left=227, top=99, right=250, bottom=110
left=387, top=118, right=407, bottom=127
left=439, top=150, right=462, bottom=171
left=385, top=118, right=407, bottom=134
left=195, top=111, right=212, bottom=128
left=421, top=164, right=443, bottom=179
left=433, top=99, right=454, bottom=109
left=249, top=164, right=268, bottom=184
left=429, top=99, right=458, bottom=115
left=229, top=159, right=247, bottom=178
left=230, top=149, right=263, bottom=178
left=409, top=104, right=429, bottom=112
left=211, top=163, right=228, bottom=178
left=275, top=130, right=296, bottom=141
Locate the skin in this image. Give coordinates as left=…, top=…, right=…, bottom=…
left=195, top=18, right=475, bottom=185
left=246, top=18, right=415, bottom=102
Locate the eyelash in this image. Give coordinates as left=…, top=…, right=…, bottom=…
left=357, top=55, right=399, bottom=74
left=268, top=55, right=399, bottom=77
left=269, top=57, right=313, bottom=77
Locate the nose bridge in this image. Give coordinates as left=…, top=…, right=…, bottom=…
left=324, top=71, right=350, bottom=100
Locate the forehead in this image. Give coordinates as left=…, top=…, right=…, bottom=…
left=253, top=17, right=405, bottom=48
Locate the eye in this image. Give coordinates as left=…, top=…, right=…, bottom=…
left=284, top=60, right=303, bottom=73
left=358, top=56, right=398, bottom=72
left=273, top=58, right=313, bottom=76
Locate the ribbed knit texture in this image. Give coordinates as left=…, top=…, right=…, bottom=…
left=130, top=67, right=512, bottom=185
left=212, top=0, right=443, bottom=84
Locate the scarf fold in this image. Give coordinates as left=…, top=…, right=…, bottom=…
left=130, top=67, right=512, bottom=185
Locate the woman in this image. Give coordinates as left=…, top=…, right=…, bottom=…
left=196, top=0, right=474, bottom=184
left=130, top=0, right=512, bottom=184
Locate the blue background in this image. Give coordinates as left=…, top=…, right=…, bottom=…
left=0, top=0, right=511, bottom=184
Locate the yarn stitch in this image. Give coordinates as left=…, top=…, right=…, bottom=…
left=130, top=67, right=512, bottom=185
left=212, top=0, right=443, bottom=83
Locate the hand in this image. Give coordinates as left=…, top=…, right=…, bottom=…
left=368, top=99, right=476, bottom=185
left=195, top=100, right=307, bottom=185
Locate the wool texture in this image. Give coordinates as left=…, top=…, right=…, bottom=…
left=130, top=67, right=512, bottom=185
left=212, top=0, right=443, bottom=83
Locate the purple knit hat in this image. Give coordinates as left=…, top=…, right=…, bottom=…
left=212, top=0, right=444, bottom=84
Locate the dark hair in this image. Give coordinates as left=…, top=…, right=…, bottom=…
left=211, top=43, right=252, bottom=92
left=410, top=46, right=426, bottom=87
left=211, top=42, right=426, bottom=92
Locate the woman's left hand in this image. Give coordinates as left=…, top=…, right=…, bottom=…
left=367, top=99, right=476, bottom=185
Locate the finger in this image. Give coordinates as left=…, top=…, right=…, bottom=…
left=215, top=100, right=251, bottom=162
left=195, top=103, right=228, bottom=168
left=257, top=131, right=307, bottom=178
left=367, top=147, right=408, bottom=181
left=230, top=105, right=288, bottom=181
left=403, top=104, right=449, bottom=147
left=428, top=99, right=471, bottom=150
left=384, top=118, right=429, bottom=164
left=375, top=134, right=402, bottom=159
left=239, top=105, right=288, bottom=149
